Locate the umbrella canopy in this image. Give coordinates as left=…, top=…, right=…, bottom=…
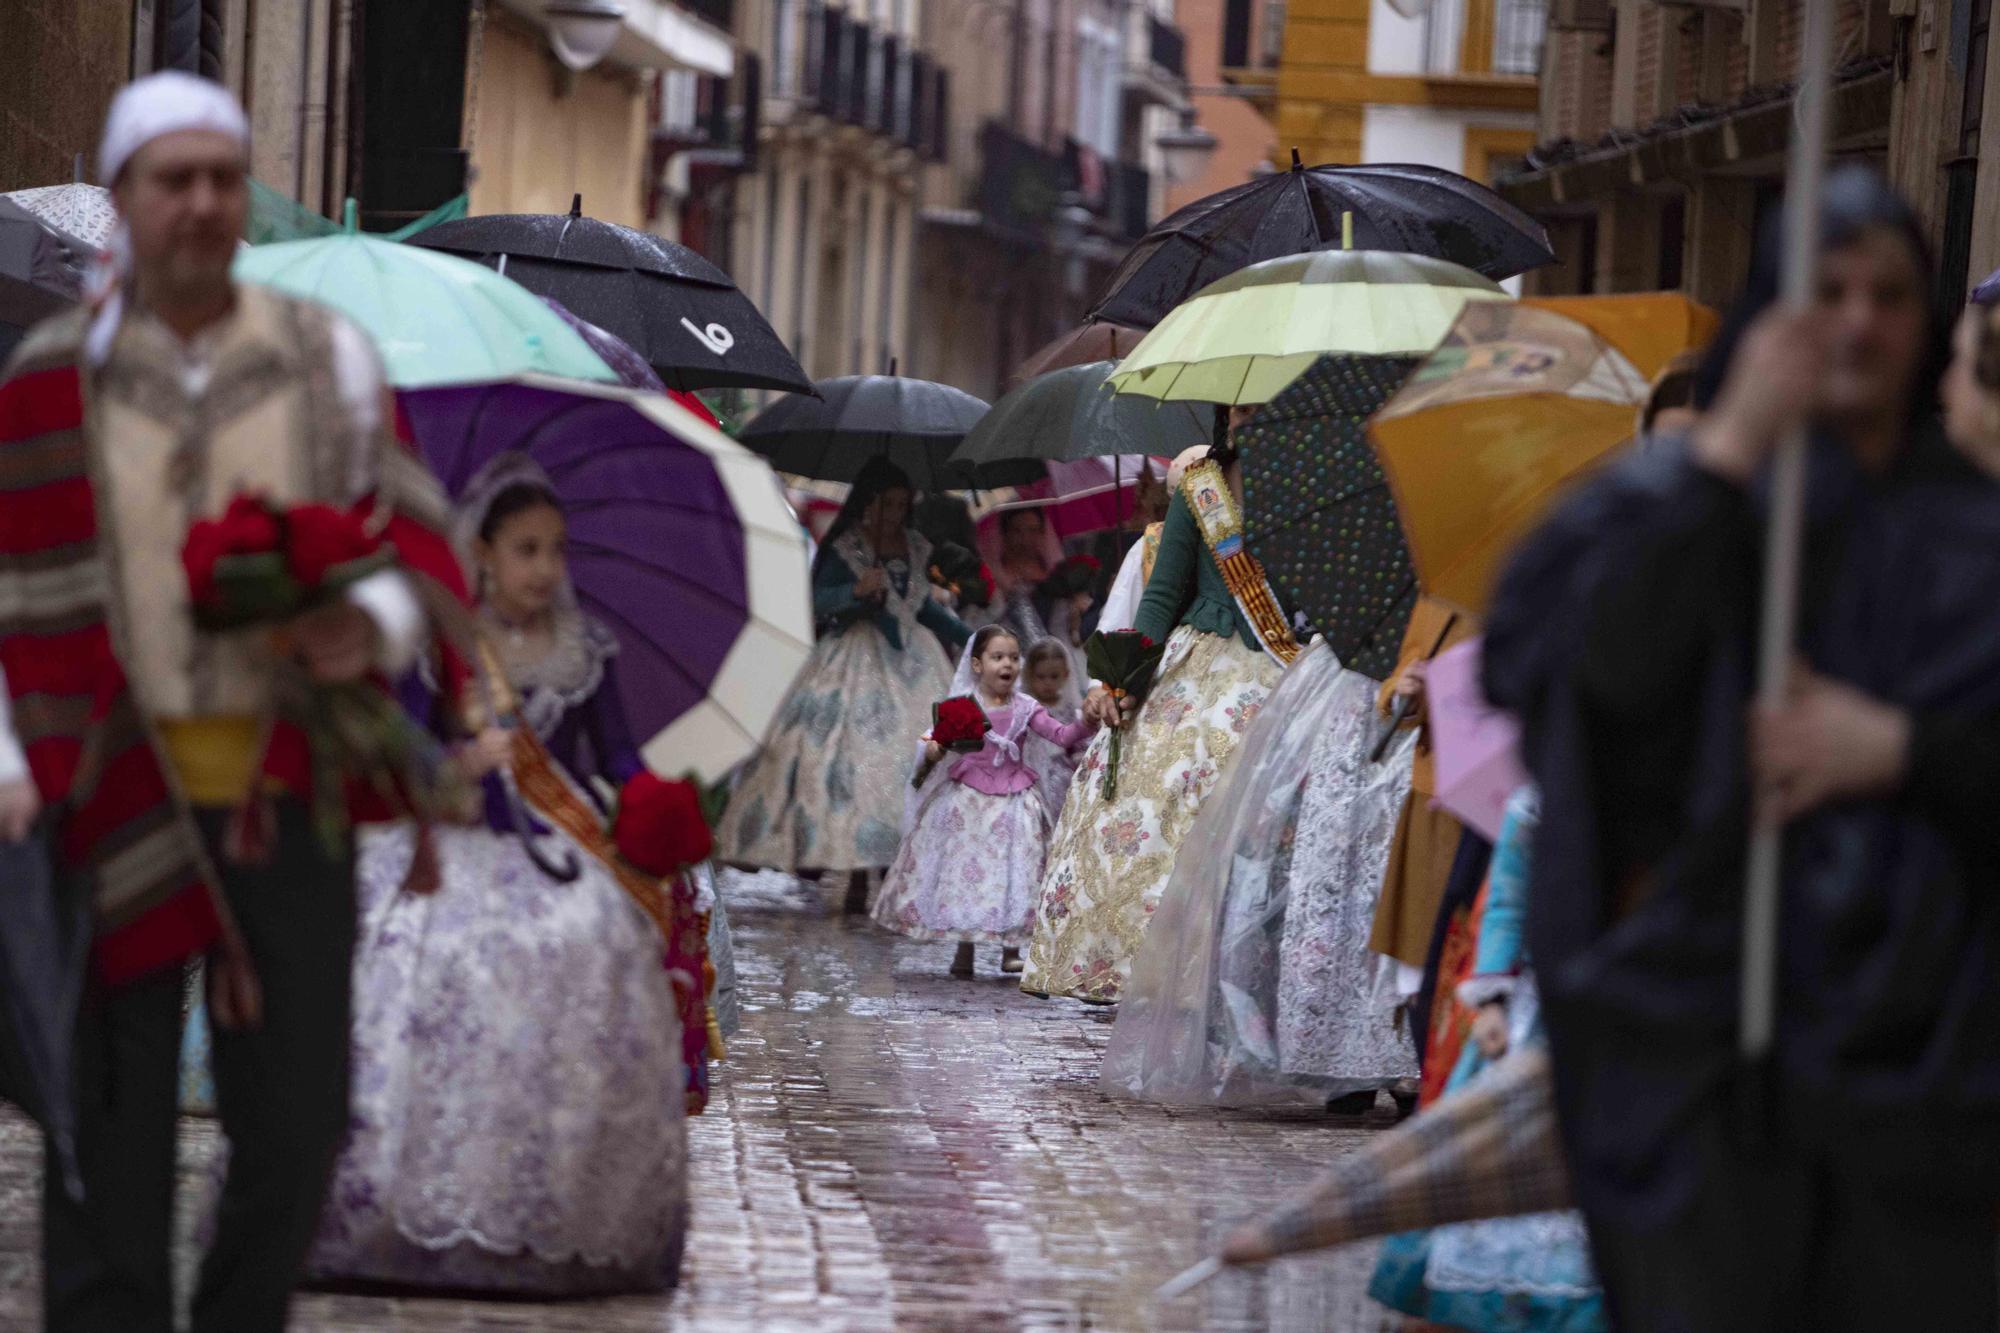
left=1237, top=354, right=1423, bottom=680
left=233, top=214, right=617, bottom=387
left=0, top=831, right=89, bottom=1201
left=952, top=360, right=1211, bottom=472
left=539, top=294, right=723, bottom=427
left=1425, top=636, right=1528, bottom=843
left=1008, top=319, right=1147, bottom=389
left=401, top=376, right=813, bottom=781
left=1370, top=302, right=1650, bottom=615
left=1091, top=156, right=1552, bottom=329
left=1521, top=291, right=1719, bottom=380
left=972, top=455, right=1166, bottom=539
left=0, top=198, right=89, bottom=329
left=407, top=195, right=813, bottom=397
left=0, top=182, right=117, bottom=250
left=740, top=374, right=1028, bottom=491
left=1217, top=1045, right=1569, bottom=1265
left=1108, top=249, right=1510, bottom=405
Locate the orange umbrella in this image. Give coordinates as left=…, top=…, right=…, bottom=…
left=1521, top=291, right=1718, bottom=380
left=1368, top=302, right=1655, bottom=617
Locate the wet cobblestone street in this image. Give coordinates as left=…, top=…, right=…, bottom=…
left=1, top=871, right=1397, bottom=1331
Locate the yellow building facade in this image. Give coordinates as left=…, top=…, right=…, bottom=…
left=1267, top=0, right=1539, bottom=178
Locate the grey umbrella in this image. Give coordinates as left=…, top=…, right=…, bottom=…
left=950, top=360, right=1211, bottom=473
left=0, top=198, right=90, bottom=331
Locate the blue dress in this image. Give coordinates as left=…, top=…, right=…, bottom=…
left=1368, top=789, right=1608, bottom=1332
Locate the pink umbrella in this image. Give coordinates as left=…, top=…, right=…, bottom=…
left=973, top=455, right=1167, bottom=541
left=1425, top=635, right=1527, bottom=843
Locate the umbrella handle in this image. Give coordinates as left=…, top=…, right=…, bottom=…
left=475, top=640, right=581, bottom=884
left=1370, top=694, right=1414, bottom=763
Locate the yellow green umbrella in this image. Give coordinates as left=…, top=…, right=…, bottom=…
left=1106, top=249, right=1510, bottom=406
left=1369, top=301, right=1651, bottom=616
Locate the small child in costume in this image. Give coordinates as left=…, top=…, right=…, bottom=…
left=1022, top=637, right=1084, bottom=826
left=873, top=626, right=1097, bottom=977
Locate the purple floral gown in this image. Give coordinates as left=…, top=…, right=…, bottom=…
left=304, top=613, right=690, bottom=1294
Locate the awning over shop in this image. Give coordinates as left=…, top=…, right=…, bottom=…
left=1498, top=58, right=1891, bottom=212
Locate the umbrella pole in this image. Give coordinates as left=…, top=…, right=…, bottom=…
left=1741, top=0, right=1832, bottom=1063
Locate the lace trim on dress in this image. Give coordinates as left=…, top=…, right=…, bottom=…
left=832, top=528, right=935, bottom=630
left=478, top=606, right=618, bottom=741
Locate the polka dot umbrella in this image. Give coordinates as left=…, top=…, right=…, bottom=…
left=1236, top=354, right=1425, bottom=680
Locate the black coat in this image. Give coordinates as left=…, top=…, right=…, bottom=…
left=1483, top=428, right=2000, bottom=1227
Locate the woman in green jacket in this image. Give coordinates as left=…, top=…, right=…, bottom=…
left=1022, top=407, right=1300, bottom=1004
left=720, top=459, right=970, bottom=901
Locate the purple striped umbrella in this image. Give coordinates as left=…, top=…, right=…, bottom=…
left=400, top=376, right=812, bottom=780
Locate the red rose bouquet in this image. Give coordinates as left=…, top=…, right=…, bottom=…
left=1038, top=553, right=1103, bottom=601
left=180, top=493, right=464, bottom=858
left=184, top=495, right=392, bottom=630
left=1084, top=629, right=1166, bottom=800
left=912, top=694, right=992, bottom=787
left=614, top=772, right=716, bottom=877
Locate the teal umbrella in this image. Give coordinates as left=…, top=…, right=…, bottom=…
left=950, top=360, right=1211, bottom=471
left=232, top=202, right=614, bottom=387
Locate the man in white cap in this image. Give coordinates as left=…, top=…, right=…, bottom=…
left=0, top=71, right=461, bottom=1331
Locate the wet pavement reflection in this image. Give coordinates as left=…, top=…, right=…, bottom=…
left=0, top=870, right=1397, bottom=1330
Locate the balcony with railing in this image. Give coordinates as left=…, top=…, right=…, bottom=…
left=1124, top=5, right=1192, bottom=107
left=788, top=0, right=947, bottom=158
left=972, top=122, right=1154, bottom=247
left=1221, top=0, right=1282, bottom=106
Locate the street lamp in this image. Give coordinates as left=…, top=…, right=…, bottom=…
left=545, top=0, right=627, bottom=71
left=1155, top=108, right=1219, bottom=185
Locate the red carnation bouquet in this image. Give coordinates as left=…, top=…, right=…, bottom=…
left=181, top=493, right=465, bottom=858
left=1084, top=628, right=1166, bottom=800
left=613, top=772, right=716, bottom=877
left=912, top=693, right=992, bottom=788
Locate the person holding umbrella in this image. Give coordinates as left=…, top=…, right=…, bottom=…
left=718, top=457, right=972, bottom=910
left=1022, top=406, right=1301, bottom=1005
left=304, top=455, right=702, bottom=1295
left=1482, top=168, right=2000, bottom=1329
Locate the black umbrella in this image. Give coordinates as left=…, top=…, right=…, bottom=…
left=951, top=360, right=1210, bottom=468
left=0, top=198, right=89, bottom=331
left=0, top=829, right=89, bottom=1200
left=406, top=195, right=814, bottom=397
left=741, top=374, right=1033, bottom=492
left=1090, top=155, right=1553, bottom=329
left=1237, top=354, right=1423, bottom=681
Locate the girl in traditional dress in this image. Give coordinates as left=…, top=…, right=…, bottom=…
left=873, top=626, right=1097, bottom=977
left=305, top=455, right=698, bottom=1296
left=1368, top=787, right=1609, bottom=1331
left=1022, top=637, right=1086, bottom=822
left=1022, top=409, right=1300, bottom=1005
left=719, top=458, right=970, bottom=911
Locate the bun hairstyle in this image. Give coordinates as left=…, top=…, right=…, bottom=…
left=970, top=624, right=1019, bottom=659
left=478, top=480, right=564, bottom=543
left=1025, top=638, right=1071, bottom=673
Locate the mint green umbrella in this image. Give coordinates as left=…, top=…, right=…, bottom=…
left=232, top=202, right=614, bottom=387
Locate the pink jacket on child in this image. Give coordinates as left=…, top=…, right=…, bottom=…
left=947, top=697, right=1095, bottom=796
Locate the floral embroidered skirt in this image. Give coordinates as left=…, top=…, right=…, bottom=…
left=304, top=823, right=689, bottom=1295
left=1021, top=625, right=1280, bottom=1004
left=873, top=783, right=1050, bottom=946
left=718, top=621, right=953, bottom=874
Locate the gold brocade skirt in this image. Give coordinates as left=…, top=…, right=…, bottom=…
left=1022, top=625, right=1281, bottom=1004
